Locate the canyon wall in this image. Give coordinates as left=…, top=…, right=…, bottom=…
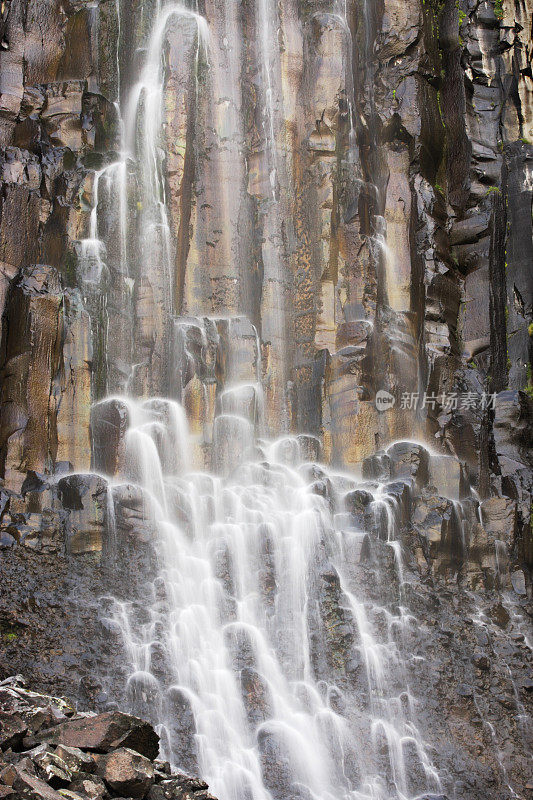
left=0, top=0, right=532, bottom=798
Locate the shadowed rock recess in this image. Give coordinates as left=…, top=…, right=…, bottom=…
left=0, top=0, right=531, bottom=799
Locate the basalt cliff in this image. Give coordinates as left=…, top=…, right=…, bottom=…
left=0, top=1, right=531, bottom=800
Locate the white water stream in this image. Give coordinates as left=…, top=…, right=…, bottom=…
left=101, top=395, right=442, bottom=800
left=90, top=4, right=444, bottom=799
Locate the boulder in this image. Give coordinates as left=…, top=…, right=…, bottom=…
left=344, top=489, right=374, bottom=528
left=0, top=712, right=28, bottom=750
left=0, top=763, right=17, bottom=785
left=36, top=712, right=159, bottom=760
left=362, top=452, right=391, bottom=481
left=67, top=774, right=107, bottom=800
left=25, top=707, right=68, bottom=737
left=57, top=474, right=109, bottom=555
left=387, top=442, right=430, bottom=490
left=32, top=747, right=72, bottom=788
left=344, top=489, right=374, bottom=513
left=95, top=747, right=154, bottom=798
left=12, top=767, right=64, bottom=800
left=147, top=777, right=214, bottom=800
left=54, top=745, right=95, bottom=778
left=0, top=679, right=73, bottom=719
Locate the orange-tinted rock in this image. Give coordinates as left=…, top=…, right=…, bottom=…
left=0, top=265, right=92, bottom=490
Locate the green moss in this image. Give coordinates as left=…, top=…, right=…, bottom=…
left=437, top=89, right=443, bottom=122
left=484, top=186, right=501, bottom=196
left=494, top=0, right=504, bottom=19
left=0, top=619, right=22, bottom=643
left=63, top=248, right=78, bottom=288
left=456, top=1, right=466, bottom=44
left=528, top=322, right=533, bottom=337
left=526, top=363, right=533, bottom=399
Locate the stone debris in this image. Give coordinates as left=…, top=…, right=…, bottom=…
left=0, top=679, right=216, bottom=800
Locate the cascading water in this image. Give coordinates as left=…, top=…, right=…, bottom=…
left=82, top=3, right=489, bottom=799
left=78, top=161, right=128, bottom=286
left=124, top=4, right=209, bottom=312
left=101, top=393, right=442, bottom=800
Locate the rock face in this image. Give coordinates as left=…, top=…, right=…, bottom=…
left=0, top=265, right=91, bottom=491
left=0, top=0, right=530, bottom=497
left=0, top=1, right=531, bottom=800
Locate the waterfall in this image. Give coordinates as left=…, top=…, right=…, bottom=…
left=1, top=0, right=532, bottom=794
left=124, top=5, right=209, bottom=316
left=101, top=396, right=442, bottom=800
left=89, top=3, right=445, bottom=800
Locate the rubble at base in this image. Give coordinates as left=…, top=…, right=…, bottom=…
left=0, top=677, right=216, bottom=800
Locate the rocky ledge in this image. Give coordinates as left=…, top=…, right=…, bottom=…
left=0, top=676, right=216, bottom=800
